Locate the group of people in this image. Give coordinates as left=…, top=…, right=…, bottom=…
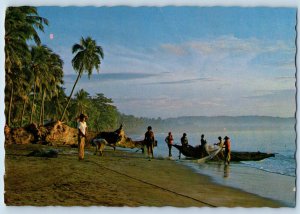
left=76, top=114, right=231, bottom=165
left=145, top=126, right=231, bottom=165
left=167, top=132, right=231, bottom=164
left=215, top=135, right=231, bottom=165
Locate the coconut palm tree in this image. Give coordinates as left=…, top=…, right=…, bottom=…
left=5, top=7, right=48, bottom=45
left=39, top=51, right=64, bottom=125
left=45, top=52, right=64, bottom=122
left=29, top=45, right=52, bottom=123
left=74, top=89, right=90, bottom=115
left=45, top=86, right=67, bottom=122
left=5, top=6, right=48, bottom=126
left=17, top=65, right=33, bottom=126
left=60, top=36, right=104, bottom=121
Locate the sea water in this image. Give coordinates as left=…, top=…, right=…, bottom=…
left=130, top=128, right=296, bottom=207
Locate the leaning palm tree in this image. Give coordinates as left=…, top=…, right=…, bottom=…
left=60, top=36, right=104, bottom=121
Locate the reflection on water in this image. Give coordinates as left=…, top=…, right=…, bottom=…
left=184, top=161, right=295, bottom=207
left=224, top=165, right=230, bottom=178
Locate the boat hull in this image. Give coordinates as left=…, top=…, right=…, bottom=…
left=172, top=144, right=275, bottom=161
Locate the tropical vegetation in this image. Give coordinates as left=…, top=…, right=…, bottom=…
left=4, top=6, right=118, bottom=132
left=4, top=6, right=172, bottom=133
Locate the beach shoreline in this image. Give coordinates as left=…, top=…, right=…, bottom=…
left=4, top=144, right=284, bottom=207
left=181, top=160, right=296, bottom=207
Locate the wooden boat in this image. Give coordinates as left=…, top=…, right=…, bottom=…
left=172, top=144, right=275, bottom=161
left=229, top=151, right=275, bottom=161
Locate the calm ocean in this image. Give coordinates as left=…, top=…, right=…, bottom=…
left=129, top=127, right=296, bottom=207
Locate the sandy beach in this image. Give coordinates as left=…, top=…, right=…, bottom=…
left=4, top=144, right=283, bottom=207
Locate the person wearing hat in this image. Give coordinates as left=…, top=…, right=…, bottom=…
left=224, top=136, right=231, bottom=165
left=144, top=126, right=155, bottom=159
left=77, top=113, right=88, bottom=160
left=165, top=132, right=174, bottom=157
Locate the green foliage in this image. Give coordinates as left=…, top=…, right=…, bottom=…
left=66, top=90, right=119, bottom=132
left=4, top=7, right=117, bottom=130
left=4, top=7, right=150, bottom=132
left=71, top=36, right=104, bottom=77
left=88, top=93, right=118, bottom=131
left=4, top=6, right=53, bottom=127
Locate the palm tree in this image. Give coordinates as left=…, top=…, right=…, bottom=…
left=29, top=45, right=51, bottom=123
left=60, top=36, right=104, bottom=121
left=39, top=51, right=64, bottom=125
left=45, top=86, right=67, bottom=122
left=5, top=7, right=48, bottom=45
left=74, top=89, right=90, bottom=115
left=5, top=6, right=48, bottom=126
left=17, top=65, right=33, bottom=126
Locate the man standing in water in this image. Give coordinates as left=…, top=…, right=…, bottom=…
left=144, top=126, right=155, bottom=160
left=224, top=136, right=231, bottom=165
left=165, top=132, right=174, bottom=157
left=77, top=113, right=88, bottom=160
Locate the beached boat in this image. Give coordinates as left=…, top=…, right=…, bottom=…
left=172, top=144, right=275, bottom=161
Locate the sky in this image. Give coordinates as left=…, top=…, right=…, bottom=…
left=34, top=6, right=297, bottom=119
left=22, top=6, right=299, bottom=118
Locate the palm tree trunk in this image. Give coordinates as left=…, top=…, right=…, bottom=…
left=42, top=91, right=46, bottom=124
left=30, top=78, right=37, bottom=124
left=39, top=88, right=45, bottom=126
left=8, top=83, right=14, bottom=126
left=55, top=96, right=61, bottom=121
left=42, top=99, right=45, bottom=125
left=20, top=99, right=26, bottom=127
left=60, top=70, right=82, bottom=121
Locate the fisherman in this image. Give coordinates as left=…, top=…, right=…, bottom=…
left=180, top=133, right=189, bottom=147
left=213, top=136, right=225, bottom=159
left=165, top=132, right=174, bottom=157
left=144, top=126, right=155, bottom=160
left=77, top=113, right=88, bottom=160
left=214, top=136, right=224, bottom=147
left=199, top=134, right=208, bottom=157
left=224, top=136, right=231, bottom=165
left=200, top=134, right=207, bottom=147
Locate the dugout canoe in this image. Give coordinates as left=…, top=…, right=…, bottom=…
left=172, top=144, right=275, bottom=161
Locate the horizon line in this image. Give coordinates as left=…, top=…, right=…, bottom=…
left=120, top=114, right=295, bottom=120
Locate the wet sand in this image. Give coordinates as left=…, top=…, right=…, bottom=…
left=184, top=161, right=296, bottom=206
left=4, top=144, right=283, bottom=207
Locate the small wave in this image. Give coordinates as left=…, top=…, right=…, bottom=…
left=241, top=161, right=296, bottom=177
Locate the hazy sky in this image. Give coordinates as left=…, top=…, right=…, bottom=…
left=35, top=6, right=296, bottom=118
